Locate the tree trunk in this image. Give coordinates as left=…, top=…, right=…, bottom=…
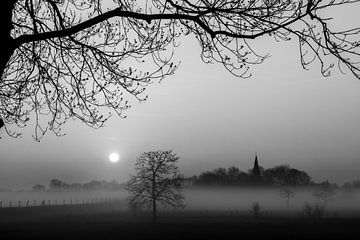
left=287, top=198, right=289, bottom=209
left=152, top=198, right=157, bottom=222
left=0, top=1, right=17, bottom=78
left=152, top=173, right=157, bottom=222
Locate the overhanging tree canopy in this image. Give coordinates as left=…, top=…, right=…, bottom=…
left=1, top=0, right=359, bottom=139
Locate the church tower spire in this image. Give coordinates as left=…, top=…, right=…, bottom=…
left=252, top=153, right=261, bottom=179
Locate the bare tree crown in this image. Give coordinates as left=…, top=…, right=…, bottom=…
left=1, top=0, right=359, bottom=139
left=127, top=150, right=184, bottom=221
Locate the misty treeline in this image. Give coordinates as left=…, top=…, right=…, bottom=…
left=22, top=167, right=360, bottom=193
left=24, top=171, right=360, bottom=192
left=184, top=164, right=314, bottom=187
left=32, top=179, right=126, bottom=192
left=342, top=180, right=360, bottom=190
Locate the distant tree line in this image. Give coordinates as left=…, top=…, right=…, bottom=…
left=32, top=179, right=125, bottom=192
left=342, top=180, right=360, bottom=190
left=184, top=164, right=312, bottom=187
left=22, top=172, right=360, bottom=192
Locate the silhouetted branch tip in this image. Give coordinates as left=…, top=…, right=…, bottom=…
left=0, top=0, right=359, bottom=139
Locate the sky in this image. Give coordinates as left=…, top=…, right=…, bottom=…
left=1, top=2, right=360, bottom=189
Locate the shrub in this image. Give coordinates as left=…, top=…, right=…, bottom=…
left=250, top=202, right=263, bottom=218
left=302, top=202, right=325, bottom=218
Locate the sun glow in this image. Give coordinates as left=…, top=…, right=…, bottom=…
left=109, top=152, right=120, bottom=163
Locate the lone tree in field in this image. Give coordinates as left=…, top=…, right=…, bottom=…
left=1, top=1, right=360, bottom=139
left=279, top=187, right=295, bottom=209
left=127, top=150, right=184, bottom=222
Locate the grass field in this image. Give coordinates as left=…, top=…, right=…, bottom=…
left=1, top=202, right=359, bottom=240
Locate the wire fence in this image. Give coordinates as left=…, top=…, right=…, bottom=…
left=0, top=198, right=346, bottom=219
left=0, top=197, right=120, bottom=208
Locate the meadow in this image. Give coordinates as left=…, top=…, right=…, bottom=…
left=1, top=187, right=360, bottom=213
left=1, top=188, right=360, bottom=239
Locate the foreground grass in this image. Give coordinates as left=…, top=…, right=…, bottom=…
left=0, top=203, right=359, bottom=239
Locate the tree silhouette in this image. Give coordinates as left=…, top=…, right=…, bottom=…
left=250, top=202, right=263, bottom=218
left=194, top=164, right=311, bottom=186
left=49, top=178, right=69, bottom=190
left=127, top=150, right=184, bottom=222
left=1, top=0, right=360, bottom=139
left=279, top=187, right=295, bottom=209
left=313, top=180, right=336, bottom=208
left=263, top=165, right=311, bottom=186
left=32, top=184, right=46, bottom=191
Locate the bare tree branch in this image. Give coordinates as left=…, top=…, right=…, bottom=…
left=0, top=0, right=359, bottom=139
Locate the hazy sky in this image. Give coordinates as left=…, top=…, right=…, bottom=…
left=1, top=2, right=360, bottom=189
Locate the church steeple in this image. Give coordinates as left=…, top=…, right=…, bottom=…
left=252, top=153, right=260, bottom=179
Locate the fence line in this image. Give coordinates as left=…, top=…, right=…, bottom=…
left=0, top=197, right=120, bottom=209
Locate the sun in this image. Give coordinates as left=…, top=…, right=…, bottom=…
left=109, top=152, right=120, bottom=163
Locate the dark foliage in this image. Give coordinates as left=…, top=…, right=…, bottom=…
left=47, top=178, right=125, bottom=191
left=190, top=164, right=311, bottom=187
left=32, top=184, right=45, bottom=191
left=302, top=201, right=326, bottom=218
left=263, top=165, right=311, bottom=186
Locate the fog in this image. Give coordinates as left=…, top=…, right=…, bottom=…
left=184, top=188, right=360, bottom=212
left=1, top=188, right=360, bottom=215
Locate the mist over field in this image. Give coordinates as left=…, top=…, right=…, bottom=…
left=1, top=188, right=360, bottom=215
left=184, top=188, right=360, bottom=213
